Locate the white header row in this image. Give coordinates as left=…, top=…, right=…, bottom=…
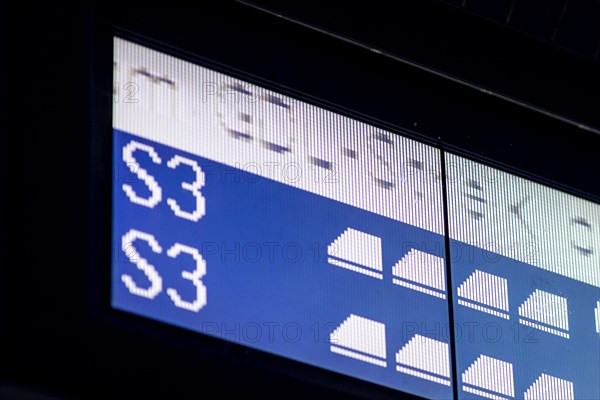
left=113, top=37, right=599, bottom=287
left=446, top=154, right=599, bottom=287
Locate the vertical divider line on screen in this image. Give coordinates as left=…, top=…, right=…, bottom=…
left=440, top=149, right=459, bottom=400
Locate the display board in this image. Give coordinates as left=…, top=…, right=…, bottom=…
left=111, top=37, right=599, bottom=400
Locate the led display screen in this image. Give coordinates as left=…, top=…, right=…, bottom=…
left=111, top=37, right=599, bottom=399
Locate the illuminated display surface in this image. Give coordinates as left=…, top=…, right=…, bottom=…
left=112, top=38, right=600, bottom=399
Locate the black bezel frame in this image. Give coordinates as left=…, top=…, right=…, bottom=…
left=87, top=3, right=600, bottom=400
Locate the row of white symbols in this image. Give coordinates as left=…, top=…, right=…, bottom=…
left=327, top=228, right=447, bottom=296
left=458, top=271, right=572, bottom=338
left=329, top=314, right=450, bottom=385
left=330, top=314, right=575, bottom=399
left=329, top=228, right=600, bottom=339
left=461, top=354, right=574, bottom=400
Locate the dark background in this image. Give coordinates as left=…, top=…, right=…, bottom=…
left=2, top=1, right=599, bottom=399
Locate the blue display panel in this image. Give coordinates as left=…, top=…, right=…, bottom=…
left=111, top=37, right=600, bottom=400
left=446, top=155, right=600, bottom=400
left=111, top=130, right=451, bottom=399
